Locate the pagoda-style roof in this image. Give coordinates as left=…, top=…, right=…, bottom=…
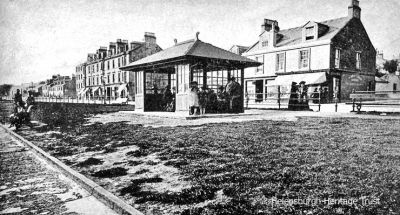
left=121, top=37, right=261, bottom=71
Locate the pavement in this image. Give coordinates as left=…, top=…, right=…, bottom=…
left=87, top=108, right=400, bottom=128
left=0, top=129, right=118, bottom=215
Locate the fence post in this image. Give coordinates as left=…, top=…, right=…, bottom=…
left=335, top=91, right=338, bottom=112
left=277, top=86, right=281, bottom=110
left=351, top=89, right=355, bottom=112
left=318, top=88, right=321, bottom=112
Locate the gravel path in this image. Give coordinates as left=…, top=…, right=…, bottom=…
left=0, top=128, right=118, bottom=215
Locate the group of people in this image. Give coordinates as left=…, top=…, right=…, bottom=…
left=161, top=85, right=176, bottom=112
left=188, top=77, right=242, bottom=115
left=9, top=89, right=35, bottom=128
left=288, top=81, right=310, bottom=111
left=310, top=87, right=329, bottom=104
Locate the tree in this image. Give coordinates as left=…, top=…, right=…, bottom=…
left=0, top=84, right=12, bottom=96
left=383, top=59, right=398, bottom=74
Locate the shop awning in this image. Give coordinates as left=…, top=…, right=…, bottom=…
left=117, top=84, right=127, bottom=93
left=92, top=86, right=100, bottom=93
left=267, top=72, right=327, bottom=86
left=79, top=88, right=89, bottom=95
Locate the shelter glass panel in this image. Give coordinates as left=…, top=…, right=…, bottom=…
left=145, top=72, right=169, bottom=94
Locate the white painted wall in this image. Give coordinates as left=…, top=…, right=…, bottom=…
left=244, top=44, right=331, bottom=79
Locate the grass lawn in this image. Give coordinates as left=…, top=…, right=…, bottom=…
left=19, top=117, right=400, bottom=215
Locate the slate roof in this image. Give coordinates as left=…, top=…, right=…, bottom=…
left=246, top=16, right=351, bottom=52
left=121, top=39, right=261, bottom=70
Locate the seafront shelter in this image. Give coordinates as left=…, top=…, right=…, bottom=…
left=120, top=33, right=261, bottom=113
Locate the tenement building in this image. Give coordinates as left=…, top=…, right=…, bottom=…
left=75, top=63, right=86, bottom=97
left=47, top=74, right=76, bottom=97
left=242, top=0, right=376, bottom=107
left=77, top=32, right=162, bottom=102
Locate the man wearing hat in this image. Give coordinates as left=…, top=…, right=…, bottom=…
left=297, top=81, right=309, bottom=110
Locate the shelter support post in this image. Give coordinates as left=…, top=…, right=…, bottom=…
left=240, top=68, right=244, bottom=113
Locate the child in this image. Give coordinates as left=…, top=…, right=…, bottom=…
left=199, top=87, right=208, bottom=115
left=188, top=82, right=200, bottom=115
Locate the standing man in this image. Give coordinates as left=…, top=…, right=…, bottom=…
left=13, top=89, right=24, bottom=113
left=297, top=81, right=309, bottom=110
left=225, top=77, right=242, bottom=113
left=13, top=89, right=23, bottom=105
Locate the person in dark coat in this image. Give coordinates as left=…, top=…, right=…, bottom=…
left=225, top=77, right=242, bottom=113
left=13, top=89, right=24, bottom=114
left=198, top=87, right=208, bottom=115
left=217, top=86, right=228, bottom=113
left=311, top=88, right=319, bottom=104
left=288, top=82, right=298, bottom=110
left=162, top=85, right=173, bottom=110
left=206, top=89, right=218, bottom=113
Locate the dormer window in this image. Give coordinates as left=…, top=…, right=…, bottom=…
left=305, top=26, right=315, bottom=40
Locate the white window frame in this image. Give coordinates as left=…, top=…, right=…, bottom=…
left=356, top=52, right=361, bottom=70
left=276, top=52, right=285, bottom=71
left=255, top=55, right=264, bottom=73
left=335, top=49, right=341, bottom=68
left=299, top=49, right=310, bottom=69
left=262, top=41, right=268, bottom=47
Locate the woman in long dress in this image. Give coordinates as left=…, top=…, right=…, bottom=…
left=288, top=82, right=298, bottom=110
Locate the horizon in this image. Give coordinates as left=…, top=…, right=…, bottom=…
left=1, top=0, right=400, bottom=85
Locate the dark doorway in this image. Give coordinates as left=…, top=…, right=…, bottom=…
left=255, top=80, right=263, bottom=102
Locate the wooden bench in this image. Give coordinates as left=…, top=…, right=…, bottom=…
left=349, top=91, right=400, bottom=112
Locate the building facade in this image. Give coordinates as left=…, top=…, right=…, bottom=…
left=75, top=63, right=86, bottom=96
left=48, top=75, right=76, bottom=97
left=243, top=0, right=376, bottom=106
left=78, top=32, right=162, bottom=102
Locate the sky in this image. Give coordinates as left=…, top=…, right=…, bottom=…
left=1, top=0, right=399, bottom=85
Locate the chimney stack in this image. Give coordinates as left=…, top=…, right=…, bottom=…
left=348, top=0, right=361, bottom=19
left=144, top=32, right=156, bottom=46
left=261, top=19, right=279, bottom=48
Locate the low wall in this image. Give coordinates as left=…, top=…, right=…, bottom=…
left=0, top=101, right=134, bottom=129
left=0, top=101, right=14, bottom=123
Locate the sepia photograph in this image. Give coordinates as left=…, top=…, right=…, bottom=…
left=1, top=0, right=400, bottom=214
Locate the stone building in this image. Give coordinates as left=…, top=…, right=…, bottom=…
left=242, top=0, right=376, bottom=107
left=75, top=63, right=86, bottom=97
left=48, top=75, right=76, bottom=97
left=78, top=32, right=162, bottom=102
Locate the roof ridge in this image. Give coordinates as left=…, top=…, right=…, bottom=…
left=184, top=39, right=200, bottom=55
left=175, top=39, right=195, bottom=46
left=279, top=16, right=350, bottom=32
